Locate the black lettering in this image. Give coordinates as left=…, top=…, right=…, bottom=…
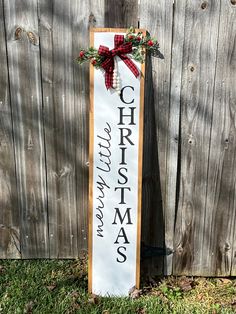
left=112, top=207, right=133, bottom=225
left=96, top=122, right=112, bottom=173
left=97, top=163, right=111, bottom=173
left=119, top=128, right=134, bottom=146
left=118, top=167, right=128, bottom=185
left=119, top=147, right=127, bottom=165
left=114, top=186, right=131, bottom=204
left=114, top=227, right=130, bottom=244
left=118, top=107, right=136, bottom=125
left=117, top=246, right=127, bottom=263
left=95, top=211, right=104, bottom=237
left=120, top=86, right=134, bottom=104
left=95, top=175, right=110, bottom=238
left=96, top=175, right=110, bottom=196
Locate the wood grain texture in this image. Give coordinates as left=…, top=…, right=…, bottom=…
left=228, top=1, right=236, bottom=275
left=88, top=28, right=95, bottom=295
left=139, top=0, right=174, bottom=275
left=173, top=0, right=221, bottom=275
left=166, top=0, right=186, bottom=275
left=0, top=0, right=235, bottom=279
left=205, top=0, right=236, bottom=276
left=136, top=57, right=146, bottom=288
left=39, top=0, right=105, bottom=258
left=39, top=0, right=79, bottom=258
left=105, top=0, right=138, bottom=28
left=0, top=0, right=20, bottom=259
left=4, top=0, right=48, bottom=258
left=75, top=0, right=105, bottom=254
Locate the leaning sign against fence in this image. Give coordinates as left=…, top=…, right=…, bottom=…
left=77, top=27, right=159, bottom=296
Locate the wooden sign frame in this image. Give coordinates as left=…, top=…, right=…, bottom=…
left=88, top=28, right=145, bottom=296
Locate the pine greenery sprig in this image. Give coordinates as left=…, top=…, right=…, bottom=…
left=124, top=27, right=160, bottom=63
left=76, top=27, right=160, bottom=67
left=77, top=47, right=104, bottom=68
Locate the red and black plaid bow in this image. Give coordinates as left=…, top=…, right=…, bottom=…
left=98, top=35, right=139, bottom=89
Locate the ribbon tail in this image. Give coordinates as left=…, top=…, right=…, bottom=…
left=105, top=71, right=113, bottom=89
left=120, top=55, right=140, bottom=78
left=101, top=58, right=114, bottom=89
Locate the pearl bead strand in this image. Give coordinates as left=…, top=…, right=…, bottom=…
left=112, top=57, right=121, bottom=95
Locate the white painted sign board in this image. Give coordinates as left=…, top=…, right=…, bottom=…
left=89, top=28, right=145, bottom=296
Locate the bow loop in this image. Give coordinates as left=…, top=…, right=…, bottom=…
left=114, top=35, right=125, bottom=48
left=98, top=45, right=111, bottom=57
left=98, top=34, right=139, bottom=89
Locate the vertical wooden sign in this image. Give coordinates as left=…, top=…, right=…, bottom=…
left=89, top=28, right=145, bottom=296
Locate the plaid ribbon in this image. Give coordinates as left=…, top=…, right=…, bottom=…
left=98, top=35, right=139, bottom=89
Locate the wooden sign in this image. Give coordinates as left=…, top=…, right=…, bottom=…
left=89, top=28, right=145, bottom=296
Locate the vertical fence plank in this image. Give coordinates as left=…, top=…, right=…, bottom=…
left=204, top=0, right=236, bottom=276
left=4, top=0, right=48, bottom=258
left=75, top=0, right=105, bottom=253
left=139, top=0, right=174, bottom=275
left=166, top=0, right=186, bottom=275
left=0, top=0, right=235, bottom=274
left=39, top=1, right=79, bottom=258
left=173, top=0, right=221, bottom=275
left=0, top=0, right=20, bottom=258
left=39, top=0, right=105, bottom=257
left=105, top=0, right=138, bottom=27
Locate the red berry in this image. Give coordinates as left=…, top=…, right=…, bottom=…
left=129, top=35, right=134, bottom=40
left=79, top=51, right=85, bottom=58
left=137, top=36, right=141, bottom=41
left=92, top=59, right=97, bottom=65
left=147, top=40, right=154, bottom=46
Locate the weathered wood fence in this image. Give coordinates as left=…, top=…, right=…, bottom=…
left=0, top=0, right=235, bottom=276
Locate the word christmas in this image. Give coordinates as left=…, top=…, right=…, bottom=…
left=95, top=86, right=137, bottom=264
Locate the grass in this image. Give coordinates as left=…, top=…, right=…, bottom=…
left=0, top=256, right=236, bottom=313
